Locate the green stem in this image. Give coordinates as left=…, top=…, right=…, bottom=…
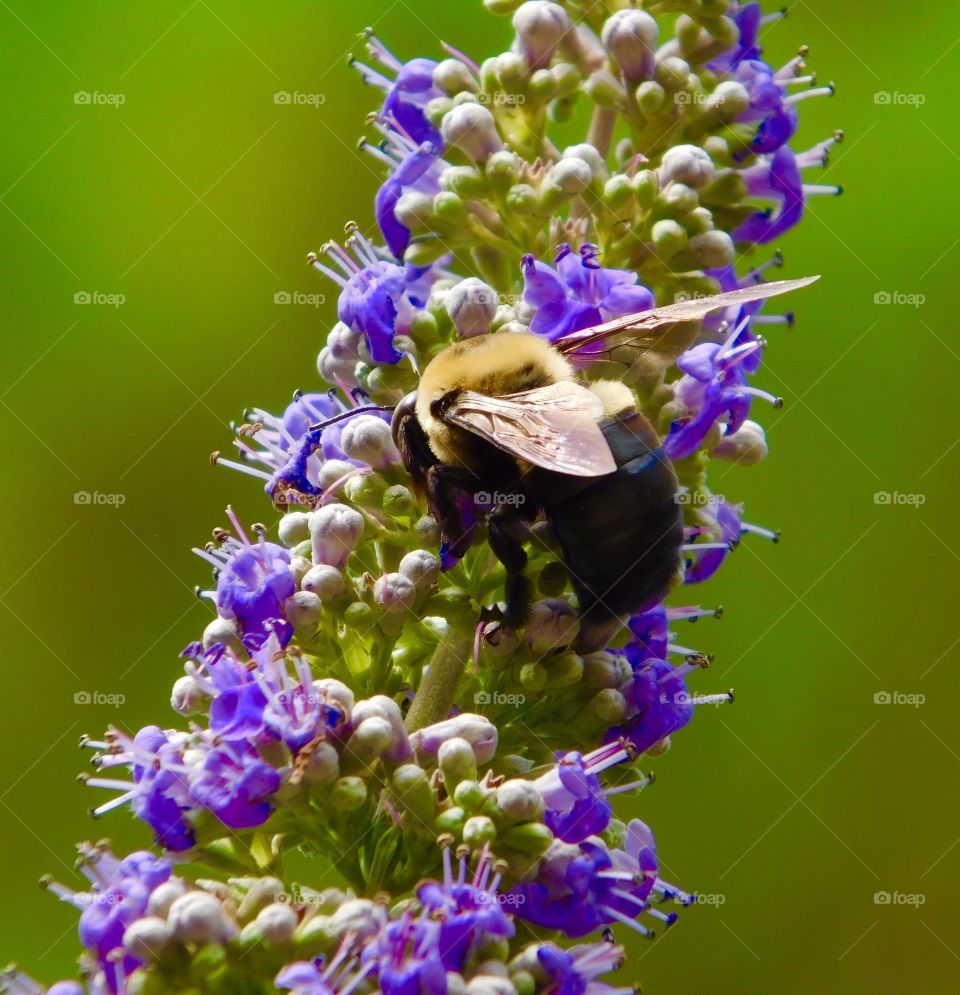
left=404, top=626, right=473, bottom=732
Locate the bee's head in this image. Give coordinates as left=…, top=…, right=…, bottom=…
left=391, top=389, right=419, bottom=448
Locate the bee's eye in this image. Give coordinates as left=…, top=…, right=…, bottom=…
left=391, top=391, right=418, bottom=446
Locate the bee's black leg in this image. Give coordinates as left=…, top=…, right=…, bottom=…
left=486, top=502, right=536, bottom=630
left=425, top=462, right=482, bottom=563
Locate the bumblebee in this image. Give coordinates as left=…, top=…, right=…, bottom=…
left=389, top=277, right=817, bottom=651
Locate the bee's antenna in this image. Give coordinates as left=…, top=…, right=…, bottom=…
left=308, top=405, right=395, bottom=432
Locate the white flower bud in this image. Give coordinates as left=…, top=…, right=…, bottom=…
left=659, top=144, right=715, bottom=188
left=310, top=504, right=364, bottom=568
left=171, top=676, right=208, bottom=716
left=122, top=917, right=170, bottom=961
left=466, top=975, right=516, bottom=995
left=202, top=616, right=241, bottom=651
left=441, top=104, right=502, bottom=162
left=394, top=190, right=435, bottom=230
left=525, top=598, right=579, bottom=653
left=496, top=778, right=544, bottom=821
left=331, top=898, right=379, bottom=940
left=445, top=278, right=499, bottom=337
left=278, top=511, right=312, bottom=547
left=301, top=563, right=347, bottom=601
left=300, top=739, right=340, bottom=782
left=512, top=1, right=571, bottom=69
left=438, top=737, right=478, bottom=779
left=399, top=549, right=440, bottom=589
left=601, top=9, right=658, bottom=82
left=548, top=157, right=593, bottom=195
left=373, top=572, right=417, bottom=614
left=713, top=419, right=768, bottom=466
left=351, top=716, right=395, bottom=756
left=561, top=142, right=608, bottom=180
left=168, top=891, right=236, bottom=945
left=317, top=458, right=358, bottom=491
left=147, top=879, right=188, bottom=918
left=291, top=555, right=312, bottom=586
left=252, top=902, right=298, bottom=944
left=317, top=323, right=363, bottom=387
left=284, top=590, right=322, bottom=630
left=688, top=229, right=734, bottom=267
left=706, top=80, right=751, bottom=118
left=351, top=695, right=411, bottom=763
left=313, top=677, right=355, bottom=721
left=340, top=415, right=399, bottom=471
left=433, top=58, right=478, bottom=96
left=410, top=713, right=498, bottom=763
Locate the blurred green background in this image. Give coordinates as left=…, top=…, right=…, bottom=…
left=1, top=1, right=956, bottom=991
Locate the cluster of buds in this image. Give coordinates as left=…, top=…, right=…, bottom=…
left=11, top=2, right=839, bottom=992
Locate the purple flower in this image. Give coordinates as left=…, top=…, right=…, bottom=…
left=512, top=819, right=681, bottom=938
left=277, top=943, right=374, bottom=994
left=190, top=740, right=280, bottom=830
left=707, top=2, right=763, bottom=72
left=534, top=745, right=620, bottom=843
left=537, top=940, right=629, bottom=995
left=43, top=844, right=174, bottom=994
left=734, top=59, right=798, bottom=154
left=683, top=498, right=743, bottom=584
left=522, top=244, right=654, bottom=341
left=368, top=131, right=442, bottom=260
left=353, top=35, right=443, bottom=146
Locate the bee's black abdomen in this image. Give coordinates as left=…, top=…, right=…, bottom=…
left=532, top=410, right=684, bottom=648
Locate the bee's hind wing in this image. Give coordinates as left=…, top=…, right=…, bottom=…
left=444, top=381, right=617, bottom=478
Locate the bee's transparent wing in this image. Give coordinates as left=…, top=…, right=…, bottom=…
left=444, top=381, right=617, bottom=478
left=554, top=275, right=821, bottom=364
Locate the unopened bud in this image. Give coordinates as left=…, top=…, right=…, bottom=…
left=340, top=415, right=399, bottom=470
left=285, top=590, right=322, bottom=631
left=310, top=504, right=364, bottom=568
left=687, top=229, right=734, bottom=267
left=496, top=779, right=544, bottom=822
left=445, top=278, right=499, bottom=337
left=439, top=736, right=478, bottom=790
left=202, top=616, right=241, bottom=652
left=301, top=564, right=347, bottom=602
left=433, top=58, right=478, bottom=96
left=411, top=713, right=498, bottom=763
left=329, top=776, right=367, bottom=812
left=171, top=676, right=208, bottom=716
left=512, top=1, right=571, bottom=69
left=317, top=459, right=357, bottom=491
left=441, top=104, right=502, bottom=162
left=660, top=144, right=715, bottom=188
left=601, top=9, right=658, bottom=82
left=463, top=815, right=498, bottom=848
left=713, top=419, right=768, bottom=465
left=277, top=512, right=311, bottom=547
left=147, top=879, right=188, bottom=918
left=547, top=157, right=593, bottom=196
left=251, top=902, right=298, bottom=944
left=168, top=892, right=236, bottom=945
left=399, top=549, right=440, bottom=589
left=591, top=688, right=628, bottom=723
left=373, top=571, right=417, bottom=615
left=525, top=598, right=579, bottom=652
left=123, top=917, right=170, bottom=961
